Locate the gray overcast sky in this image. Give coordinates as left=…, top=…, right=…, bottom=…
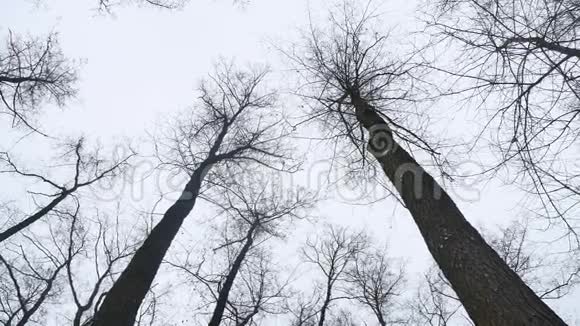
left=1, top=0, right=579, bottom=324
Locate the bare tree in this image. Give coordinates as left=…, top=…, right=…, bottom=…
left=206, top=184, right=311, bottom=326
left=410, top=220, right=580, bottom=325
left=288, top=1, right=566, bottom=324
left=92, top=62, right=296, bottom=326
left=0, top=138, right=133, bottom=243
left=410, top=267, right=465, bottom=326
left=0, top=206, right=82, bottom=326
left=300, top=225, right=368, bottom=326
left=0, top=202, right=141, bottom=326
left=218, top=250, right=291, bottom=326
left=65, top=211, right=137, bottom=326
left=287, top=293, right=320, bottom=326
left=0, top=31, right=77, bottom=133
left=0, top=243, right=69, bottom=326
left=344, top=248, right=405, bottom=326
left=426, top=0, right=580, bottom=243
left=326, top=309, right=358, bottom=326
left=168, top=180, right=312, bottom=326
left=487, top=220, right=580, bottom=300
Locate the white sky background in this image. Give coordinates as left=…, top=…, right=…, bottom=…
left=1, top=0, right=579, bottom=325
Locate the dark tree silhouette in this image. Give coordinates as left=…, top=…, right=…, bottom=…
left=287, top=1, right=567, bottom=324
left=410, top=266, right=465, bottom=326
left=0, top=31, right=77, bottom=133
left=344, top=248, right=405, bottom=326
left=220, top=251, right=290, bottom=326
left=287, top=293, right=320, bottom=326
left=327, top=309, right=358, bottom=326
left=0, top=203, right=140, bottom=326
left=301, top=225, right=368, bottom=326
left=410, top=220, right=580, bottom=325
left=0, top=214, right=79, bottom=326
left=205, top=184, right=311, bottom=326
left=426, top=0, right=580, bottom=243
left=92, top=62, right=295, bottom=326
left=168, top=180, right=312, bottom=326
left=65, top=211, right=138, bottom=326
left=492, top=222, right=580, bottom=300
left=0, top=138, right=133, bottom=243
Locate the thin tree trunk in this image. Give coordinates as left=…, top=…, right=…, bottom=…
left=350, top=93, right=567, bottom=326
left=73, top=310, right=83, bottom=326
left=92, top=171, right=204, bottom=326
left=317, top=280, right=333, bottom=326
left=208, top=223, right=257, bottom=326
left=374, top=308, right=386, bottom=326
left=0, top=191, right=70, bottom=243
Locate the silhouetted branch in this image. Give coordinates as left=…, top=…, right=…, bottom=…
left=0, top=31, right=77, bottom=133
left=0, top=138, right=134, bottom=242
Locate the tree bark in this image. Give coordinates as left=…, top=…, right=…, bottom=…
left=208, top=223, right=257, bottom=326
left=350, top=93, right=567, bottom=326
left=92, top=170, right=205, bottom=326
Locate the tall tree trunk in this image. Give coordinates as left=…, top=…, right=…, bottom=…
left=208, top=223, right=257, bottom=326
left=92, top=170, right=204, bottom=326
left=350, top=93, right=566, bottom=326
